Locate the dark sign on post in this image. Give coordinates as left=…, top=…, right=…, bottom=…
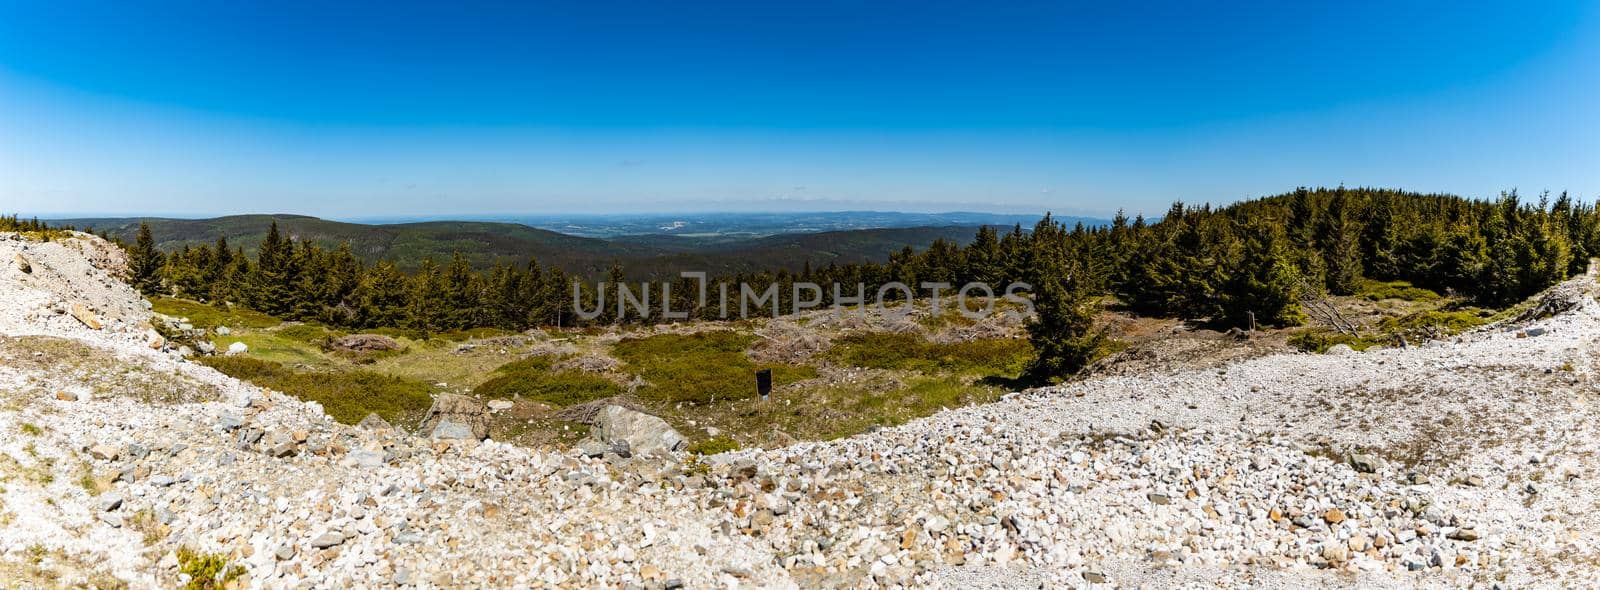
left=756, top=369, right=773, bottom=400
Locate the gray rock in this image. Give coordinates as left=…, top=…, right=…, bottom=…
left=233, top=426, right=264, bottom=449
left=226, top=341, right=249, bottom=355
left=214, top=326, right=232, bottom=336
left=1348, top=453, right=1383, bottom=473
left=356, top=412, right=393, bottom=432
left=217, top=413, right=244, bottom=431
left=590, top=405, right=686, bottom=456
left=150, top=474, right=175, bottom=487
left=575, top=438, right=609, bottom=458
left=350, top=450, right=385, bottom=468
left=329, top=333, right=401, bottom=352
left=1325, top=343, right=1355, bottom=355
left=98, top=493, right=123, bottom=512
left=418, top=394, right=489, bottom=440
left=310, top=531, right=346, bottom=548
left=430, top=419, right=477, bottom=440
left=275, top=546, right=295, bottom=560
left=195, top=341, right=215, bottom=355
left=89, top=444, right=120, bottom=461
left=394, top=532, right=424, bottom=545
left=269, top=440, right=297, bottom=458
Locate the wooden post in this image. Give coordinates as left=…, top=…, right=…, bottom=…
left=756, top=369, right=773, bottom=401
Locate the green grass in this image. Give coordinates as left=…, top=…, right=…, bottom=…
left=471, top=356, right=623, bottom=407
left=778, top=376, right=1000, bottom=440
left=1292, top=307, right=1492, bottom=354
left=613, top=331, right=817, bottom=405
left=199, top=356, right=433, bottom=425
left=1375, top=308, right=1489, bottom=335
left=213, top=332, right=327, bottom=366
left=176, top=547, right=246, bottom=590
left=1357, top=279, right=1441, bottom=302
left=149, top=297, right=280, bottom=329
left=825, top=332, right=1033, bottom=376
left=686, top=436, right=741, bottom=455
left=275, top=323, right=340, bottom=343
left=851, top=378, right=986, bottom=428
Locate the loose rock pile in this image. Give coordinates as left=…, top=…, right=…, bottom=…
left=3, top=232, right=1600, bottom=589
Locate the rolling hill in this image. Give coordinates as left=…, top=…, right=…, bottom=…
left=56, top=214, right=1041, bottom=278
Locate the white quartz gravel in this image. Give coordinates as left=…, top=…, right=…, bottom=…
left=3, top=232, right=1599, bottom=589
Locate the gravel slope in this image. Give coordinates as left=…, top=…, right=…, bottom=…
left=2, top=232, right=1598, bottom=589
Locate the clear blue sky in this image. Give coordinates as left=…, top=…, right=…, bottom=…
left=3, top=1, right=1597, bottom=218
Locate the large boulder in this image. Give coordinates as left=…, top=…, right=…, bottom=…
left=587, top=405, right=686, bottom=456
left=329, top=334, right=402, bottom=353
left=418, top=394, right=489, bottom=440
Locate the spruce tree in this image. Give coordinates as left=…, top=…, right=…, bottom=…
left=249, top=221, right=295, bottom=316
left=1025, top=253, right=1104, bottom=382
left=407, top=258, right=448, bottom=332
left=442, top=253, right=481, bottom=330
left=1317, top=188, right=1363, bottom=295
left=127, top=221, right=166, bottom=294
left=964, top=225, right=1002, bottom=285
left=356, top=261, right=409, bottom=328
left=1220, top=219, right=1304, bottom=328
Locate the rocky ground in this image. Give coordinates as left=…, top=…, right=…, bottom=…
left=3, top=231, right=1599, bottom=589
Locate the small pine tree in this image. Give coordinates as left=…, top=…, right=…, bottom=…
left=127, top=222, right=166, bottom=295
left=407, top=258, right=448, bottom=332
left=1025, top=254, right=1104, bottom=382
left=356, top=261, right=409, bottom=328
left=1317, top=188, right=1364, bottom=295
left=1220, top=219, right=1305, bottom=328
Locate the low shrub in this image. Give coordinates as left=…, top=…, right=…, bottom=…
left=149, top=297, right=280, bottom=329
left=1288, top=329, right=1378, bottom=353
left=471, top=356, right=623, bottom=407
left=825, top=332, right=1033, bottom=376
left=686, top=436, right=741, bottom=456
left=613, top=331, right=816, bottom=405
left=1375, top=308, right=1489, bottom=342
left=176, top=547, right=246, bottom=590
left=1357, top=280, right=1441, bottom=302
left=199, top=357, right=433, bottom=425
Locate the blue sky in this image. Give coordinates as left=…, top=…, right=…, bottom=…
left=2, top=1, right=1598, bottom=218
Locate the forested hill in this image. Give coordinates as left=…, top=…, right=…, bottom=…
left=55, top=214, right=1007, bottom=278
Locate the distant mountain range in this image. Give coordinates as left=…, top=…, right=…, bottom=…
left=54, top=212, right=1104, bottom=279
left=343, top=211, right=1059, bottom=240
